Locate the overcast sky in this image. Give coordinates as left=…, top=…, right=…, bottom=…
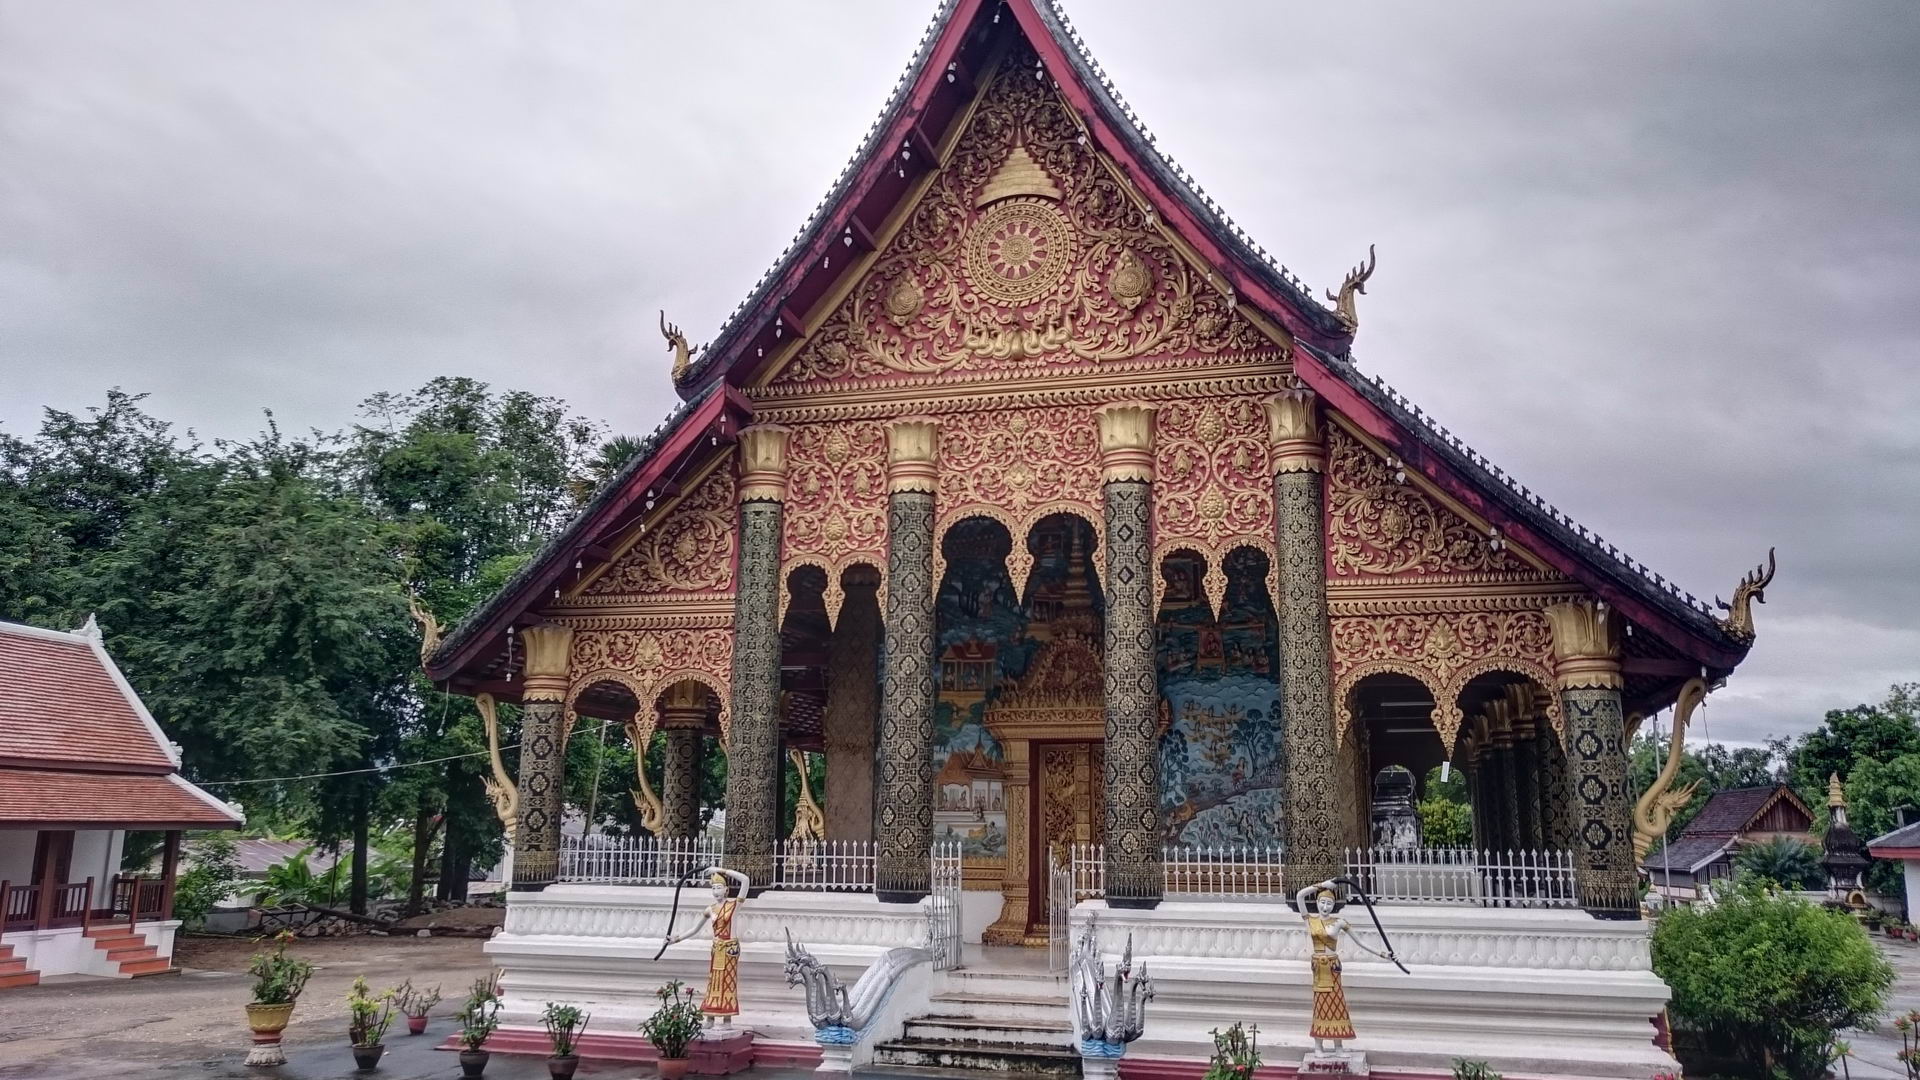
left=3, top=2, right=1916, bottom=745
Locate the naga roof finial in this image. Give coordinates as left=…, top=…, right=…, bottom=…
left=661, top=310, right=699, bottom=384
left=1325, top=243, right=1376, bottom=333
left=1715, top=547, right=1776, bottom=644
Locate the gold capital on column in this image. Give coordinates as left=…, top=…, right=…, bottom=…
left=737, top=424, right=792, bottom=503
left=1095, top=402, right=1157, bottom=483
left=518, top=624, right=575, bottom=702
left=1546, top=600, right=1623, bottom=690
left=1262, top=381, right=1324, bottom=473
left=885, top=417, right=940, bottom=494
left=658, top=680, right=710, bottom=727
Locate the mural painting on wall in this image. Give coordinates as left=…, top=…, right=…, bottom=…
left=1156, top=548, right=1284, bottom=846
left=931, top=516, right=1104, bottom=859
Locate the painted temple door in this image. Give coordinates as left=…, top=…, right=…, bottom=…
left=1028, top=739, right=1104, bottom=938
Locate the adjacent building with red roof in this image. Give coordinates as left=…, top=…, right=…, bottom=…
left=1641, top=784, right=1815, bottom=898
left=0, top=617, right=242, bottom=987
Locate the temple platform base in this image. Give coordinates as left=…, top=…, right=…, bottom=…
left=1079, top=900, right=1680, bottom=1080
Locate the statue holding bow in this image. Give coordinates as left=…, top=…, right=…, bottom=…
left=660, top=865, right=751, bottom=1028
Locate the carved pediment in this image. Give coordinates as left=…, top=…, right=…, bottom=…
left=577, top=456, right=736, bottom=601
left=766, top=43, right=1282, bottom=393
left=1325, top=425, right=1536, bottom=581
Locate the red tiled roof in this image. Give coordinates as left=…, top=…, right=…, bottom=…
left=0, top=623, right=174, bottom=771
left=0, top=769, right=241, bottom=828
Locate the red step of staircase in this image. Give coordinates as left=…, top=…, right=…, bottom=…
left=0, top=943, right=41, bottom=989
left=86, top=923, right=172, bottom=977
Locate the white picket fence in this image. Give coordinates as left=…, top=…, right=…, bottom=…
left=1064, top=843, right=1290, bottom=901
left=558, top=834, right=721, bottom=885
left=775, top=839, right=877, bottom=891
left=928, top=839, right=963, bottom=970
left=1060, top=843, right=1580, bottom=909
left=1343, top=847, right=1580, bottom=908
left=557, top=835, right=882, bottom=891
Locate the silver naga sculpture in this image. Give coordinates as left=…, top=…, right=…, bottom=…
left=1070, top=916, right=1154, bottom=1059
left=783, top=930, right=932, bottom=1044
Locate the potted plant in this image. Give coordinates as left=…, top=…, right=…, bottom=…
left=1451, top=1060, right=1504, bottom=1080
left=542, top=1001, right=591, bottom=1080
left=396, top=980, right=443, bottom=1036
left=347, top=976, right=399, bottom=1071
left=244, top=931, right=315, bottom=1067
left=456, top=980, right=502, bottom=1078
left=1202, top=1023, right=1259, bottom=1080
left=641, top=980, right=706, bottom=1080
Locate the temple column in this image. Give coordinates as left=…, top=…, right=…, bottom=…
left=1265, top=385, right=1343, bottom=892
left=510, top=624, right=574, bottom=891
left=1511, top=710, right=1544, bottom=852
left=876, top=418, right=939, bottom=903
left=724, top=424, right=790, bottom=891
left=658, top=683, right=706, bottom=840
left=1547, top=600, right=1638, bottom=919
left=1540, top=728, right=1578, bottom=852
left=1097, top=403, right=1163, bottom=909
left=823, top=573, right=881, bottom=843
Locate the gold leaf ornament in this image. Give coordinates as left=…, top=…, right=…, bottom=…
left=1109, top=249, right=1150, bottom=311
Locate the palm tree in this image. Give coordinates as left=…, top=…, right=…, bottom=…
left=1734, top=835, right=1823, bottom=890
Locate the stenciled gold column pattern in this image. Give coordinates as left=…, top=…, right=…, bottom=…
left=1540, top=729, right=1577, bottom=852
left=1097, top=403, right=1163, bottom=908
left=511, top=624, right=575, bottom=890
left=724, top=424, right=790, bottom=890
left=877, top=418, right=938, bottom=903
left=1265, top=385, right=1342, bottom=891
left=658, top=682, right=706, bottom=840
left=1548, top=600, right=1637, bottom=918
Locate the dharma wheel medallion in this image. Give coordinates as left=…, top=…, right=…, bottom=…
left=965, top=197, right=1077, bottom=305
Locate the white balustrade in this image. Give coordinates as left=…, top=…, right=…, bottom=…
left=557, top=834, right=722, bottom=885
left=1062, top=844, right=1579, bottom=908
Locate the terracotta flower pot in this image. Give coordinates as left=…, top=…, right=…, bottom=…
left=352, top=1042, right=385, bottom=1070
left=659, top=1056, right=691, bottom=1080
left=548, top=1053, right=581, bottom=1080
left=459, top=1048, right=491, bottom=1077
left=244, top=1002, right=296, bottom=1067
left=407, top=1014, right=429, bottom=1035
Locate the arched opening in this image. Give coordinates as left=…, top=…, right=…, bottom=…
left=1157, top=546, right=1282, bottom=847
left=1347, top=672, right=1442, bottom=851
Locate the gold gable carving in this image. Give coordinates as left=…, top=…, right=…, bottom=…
left=580, top=457, right=736, bottom=600
left=1326, top=424, right=1532, bottom=580
left=769, top=43, right=1280, bottom=391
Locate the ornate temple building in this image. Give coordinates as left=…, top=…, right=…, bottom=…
left=424, top=2, right=1769, bottom=1075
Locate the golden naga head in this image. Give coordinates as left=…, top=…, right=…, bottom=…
left=1324, top=244, right=1376, bottom=333
left=660, top=310, right=700, bottom=384
left=1715, top=547, right=1776, bottom=644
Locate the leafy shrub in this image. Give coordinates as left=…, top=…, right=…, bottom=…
left=543, top=1002, right=590, bottom=1057
left=1451, top=1061, right=1502, bottom=1080
left=1654, top=877, right=1893, bottom=1078
left=246, top=931, right=313, bottom=1005
left=457, top=984, right=501, bottom=1052
left=1418, top=798, right=1473, bottom=847
left=347, top=976, right=398, bottom=1047
left=173, top=832, right=244, bottom=928
left=1733, top=835, right=1823, bottom=890
left=641, top=980, right=705, bottom=1059
left=1202, top=1023, right=1260, bottom=1080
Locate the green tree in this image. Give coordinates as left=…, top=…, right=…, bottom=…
left=1653, top=877, right=1892, bottom=1077
left=173, top=831, right=245, bottom=928
left=1629, top=736, right=1780, bottom=840
left=1418, top=765, right=1472, bottom=846
left=1733, top=835, right=1823, bottom=890
left=1787, top=685, right=1920, bottom=799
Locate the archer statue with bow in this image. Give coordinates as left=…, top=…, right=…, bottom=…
left=656, top=865, right=751, bottom=1029
left=1295, top=879, right=1407, bottom=1060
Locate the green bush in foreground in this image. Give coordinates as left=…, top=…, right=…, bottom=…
left=1653, top=876, right=1892, bottom=1078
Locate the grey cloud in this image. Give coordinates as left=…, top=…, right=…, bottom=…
left=2, top=0, right=1915, bottom=743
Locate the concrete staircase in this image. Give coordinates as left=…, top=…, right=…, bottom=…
left=0, top=942, right=40, bottom=989
left=86, top=923, right=171, bottom=977
left=872, top=963, right=1080, bottom=1076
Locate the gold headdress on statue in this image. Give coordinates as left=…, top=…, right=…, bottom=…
left=710, top=872, right=729, bottom=887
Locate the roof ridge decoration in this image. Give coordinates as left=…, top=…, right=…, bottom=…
left=678, top=0, right=1350, bottom=390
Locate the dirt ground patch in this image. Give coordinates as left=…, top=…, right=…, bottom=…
left=0, top=933, right=494, bottom=1078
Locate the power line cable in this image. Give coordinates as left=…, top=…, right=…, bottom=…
left=196, top=715, right=621, bottom=788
